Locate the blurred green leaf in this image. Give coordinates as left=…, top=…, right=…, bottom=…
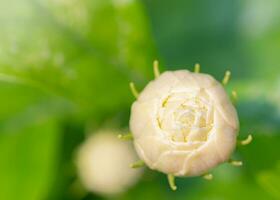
left=0, top=1, right=156, bottom=200
left=0, top=116, right=61, bottom=200
left=0, top=0, right=156, bottom=119
left=238, top=134, right=280, bottom=177
left=257, top=161, right=280, bottom=199
left=184, top=175, right=275, bottom=200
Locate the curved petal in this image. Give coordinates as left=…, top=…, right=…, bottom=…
left=206, top=82, right=239, bottom=130
left=153, top=150, right=190, bottom=175
left=172, top=70, right=200, bottom=91
left=212, top=110, right=237, bottom=161
left=130, top=100, right=159, bottom=139
left=129, top=70, right=239, bottom=177
left=134, top=136, right=170, bottom=167
left=138, top=72, right=179, bottom=101
left=191, top=73, right=216, bottom=89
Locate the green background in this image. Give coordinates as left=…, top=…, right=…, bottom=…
left=0, top=0, right=279, bottom=199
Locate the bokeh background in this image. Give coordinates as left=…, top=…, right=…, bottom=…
left=0, top=0, right=280, bottom=199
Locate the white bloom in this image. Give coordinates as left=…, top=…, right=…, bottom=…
left=76, top=130, right=141, bottom=196
left=130, top=70, right=239, bottom=177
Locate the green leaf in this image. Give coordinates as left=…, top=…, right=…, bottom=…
left=0, top=0, right=156, bottom=119
left=257, top=162, right=280, bottom=199
left=0, top=1, right=156, bottom=199
left=0, top=117, right=61, bottom=200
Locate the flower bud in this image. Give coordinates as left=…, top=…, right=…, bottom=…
left=76, top=130, right=141, bottom=196
left=130, top=70, right=239, bottom=177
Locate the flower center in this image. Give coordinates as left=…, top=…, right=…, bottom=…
left=157, top=89, right=214, bottom=143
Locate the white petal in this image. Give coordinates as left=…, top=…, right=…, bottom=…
left=130, top=70, right=239, bottom=177
left=153, top=150, right=190, bottom=175
left=134, top=136, right=170, bottom=167
left=206, top=83, right=239, bottom=130
left=138, top=72, right=179, bottom=101
left=76, top=131, right=141, bottom=195
left=130, top=100, right=159, bottom=139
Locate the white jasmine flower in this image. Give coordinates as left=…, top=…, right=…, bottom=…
left=130, top=69, right=239, bottom=177
left=76, top=130, right=141, bottom=196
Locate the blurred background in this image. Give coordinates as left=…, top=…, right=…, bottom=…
left=0, top=0, right=280, bottom=199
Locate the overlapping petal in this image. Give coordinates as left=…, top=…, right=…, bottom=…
left=130, top=70, right=239, bottom=176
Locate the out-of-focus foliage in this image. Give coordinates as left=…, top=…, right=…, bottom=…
left=0, top=0, right=155, bottom=200
left=257, top=161, right=280, bottom=199
left=0, top=117, right=60, bottom=200
left=0, top=0, right=155, bottom=119
left=0, top=0, right=280, bottom=199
